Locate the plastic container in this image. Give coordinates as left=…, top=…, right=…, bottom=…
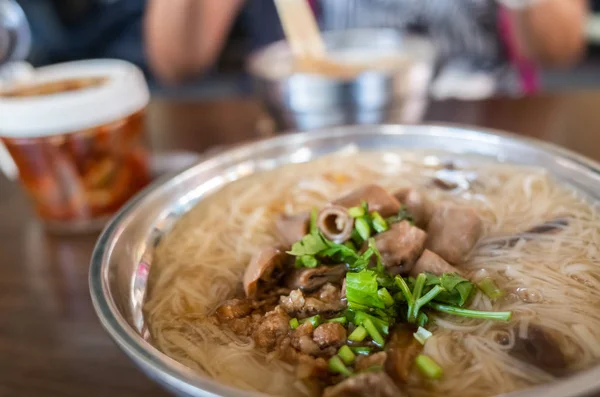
left=0, top=59, right=151, bottom=233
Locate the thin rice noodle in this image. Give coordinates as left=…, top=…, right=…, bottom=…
left=145, top=151, right=600, bottom=397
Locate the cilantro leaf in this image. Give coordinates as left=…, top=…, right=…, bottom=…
left=296, top=255, right=318, bottom=268
left=377, top=273, right=395, bottom=289
left=345, top=270, right=386, bottom=309
left=369, top=238, right=385, bottom=274
left=451, top=282, right=474, bottom=306
left=353, top=310, right=390, bottom=335
left=287, top=233, right=328, bottom=257
left=424, top=273, right=441, bottom=286
left=440, top=273, right=468, bottom=291
left=422, top=272, right=474, bottom=307
left=289, top=216, right=360, bottom=268
left=322, top=239, right=360, bottom=263
left=386, top=206, right=414, bottom=225
left=349, top=248, right=373, bottom=272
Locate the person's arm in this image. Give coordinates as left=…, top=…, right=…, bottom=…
left=144, top=0, right=245, bottom=84
left=504, top=0, right=587, bottom=67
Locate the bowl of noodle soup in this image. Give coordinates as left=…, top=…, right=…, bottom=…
left=89, top=124, right=600, bottom=397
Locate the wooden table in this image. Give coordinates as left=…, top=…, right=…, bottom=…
left=1, top=91, right=599, bottom=397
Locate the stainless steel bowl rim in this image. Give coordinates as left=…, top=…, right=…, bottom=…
left=247, top=28, right=436, bottom=82
left=247, top=29, right=437, bottom=130
left=90, top=124, right=600, bottom=397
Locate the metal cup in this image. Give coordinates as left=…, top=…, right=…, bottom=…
left=248, top=29, right=436, bottom=131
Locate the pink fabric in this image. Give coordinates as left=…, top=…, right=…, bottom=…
left=498, top=6, right=539, bottom=94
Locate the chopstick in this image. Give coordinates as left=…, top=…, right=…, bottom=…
left=274, top=0, right=326, bottom=59
left=274, top=0, right=400, bottom=78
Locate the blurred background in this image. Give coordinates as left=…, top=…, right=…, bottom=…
left=2, top=0, right=599, bottom=100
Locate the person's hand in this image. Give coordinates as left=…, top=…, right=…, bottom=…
left=144, top=0, right=246, bottom=84
left=502, top=0, right=587, bottom=67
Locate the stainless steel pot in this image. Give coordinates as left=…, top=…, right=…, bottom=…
left=248, top=30, right=436, bottom=131
left=89, top=124, right=600, bottom=397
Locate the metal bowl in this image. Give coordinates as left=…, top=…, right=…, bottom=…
left=248, top=29, right=436, bottom=130
left=90, top=124, right=600, bottom=397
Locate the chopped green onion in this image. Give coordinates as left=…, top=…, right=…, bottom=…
left=413, top=326, right=433, bottom=345
left=372, top=308, right=394, bottom=322
left=478, top=278, right=504, bottom=300
left=344, top=310, right=356, bottom=324
left=353, top=311, right=390, bottom=335
left=370, top=211, right=388, bottom=233
left=348, top=206, right=365, bottom=218
left=310, top=208, right=319, bottom=234
left=415, top=354, right=443, bottom=380
left=348, top=301, right=371, bottom=312
left=328, top=355, right=353, bottom=377
left=300, top=314, right=323, bottom=328
left=393, top=291, right=406, bottom=302
left=289, top=318, right=300, bottom=329
left=428, top=302, right=512, bottom=321
left=362, top=318, right=385, bottom=347
left=360, top=200, right=370, bottom=213
left=355, top=216, right=372, bottom=241
left=417, top=312, right=429, bottom=327
left=350, top=346, right=372, bottom=355
left=368, top=238, right=385, bottom=273
left=348, top=325, right=368, bottom=342
left=377, top=288, right=395, bottom=307
left=337, top=345, right=356, bottom=365
left=412, top=274, right=427, bottom=301
left=326, top=316, right=348, bottom=325
left=408, top=274, right=427, bottom=322
left=394, top=276, right=414, bottom=307
left=351, top=228, right=364, bottom=246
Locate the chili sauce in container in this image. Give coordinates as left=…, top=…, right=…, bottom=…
left=0, top=59, right=151, bottom=233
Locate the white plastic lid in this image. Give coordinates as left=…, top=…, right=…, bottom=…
left=0, top=59, right=149, bottom=138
